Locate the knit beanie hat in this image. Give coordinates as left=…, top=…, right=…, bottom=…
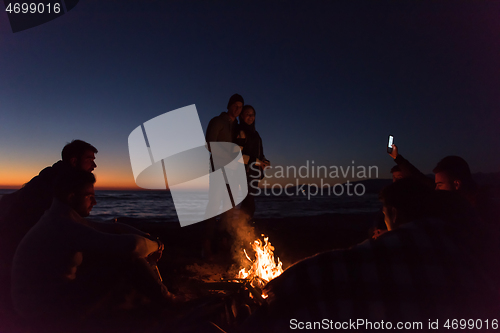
left=227, top=94, right=244, bottom=109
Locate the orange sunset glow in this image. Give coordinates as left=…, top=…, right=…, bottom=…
left=0, top=164, right=139, bottom=190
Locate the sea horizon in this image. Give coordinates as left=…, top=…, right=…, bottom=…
left=0, top=188, right=383, bottom=223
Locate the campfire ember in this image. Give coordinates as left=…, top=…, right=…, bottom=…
left=237, top=235, right=283, bottom=286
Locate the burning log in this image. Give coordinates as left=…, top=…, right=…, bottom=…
left=181, top=235, right=284, bottom=331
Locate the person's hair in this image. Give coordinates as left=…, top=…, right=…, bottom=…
left=227, top=93, right=244, bottom=109
left=433, top=156, right=476, bottom=193
left=241, top=105, right=255, bottom=115
left=53, top=170, right=96, bottom=202
left=390, top=165, right=401, bottom=173
left=239, top=105, right=256, bottom=134
left=379, top=177, right=433, bottom=226
left=61, top=140, right=98, bottom=163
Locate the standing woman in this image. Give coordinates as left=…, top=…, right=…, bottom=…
left=236, top=105, right=270, bottom=219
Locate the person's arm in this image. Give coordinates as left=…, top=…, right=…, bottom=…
left=72, top=222, right=161, bottom=258
left=258, top=133, right=270, bottom=168
left=133, top=235, right=163, bottom=258
left=234, top=129, right=247, bottom=148
left=205, top=117, right=223, bottom=151
left=390, top=144, right=434, bottom=188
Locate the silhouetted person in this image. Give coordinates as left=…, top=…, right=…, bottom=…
left=245, top=179, right=499, bottom=331
left=389, top=146, right=499, bottom=279
left=389, top=145, right=478, bottom=203
left=235, top=105, right=270, bottom=220
left=203, top=94, right=244, bottom=259
left=433, top=155, right=477, bottom=203
left=0, top=140, right=97, bottom=228
left=206, top=93, right=243, bottom=145
left=390, top=165, right=403, bottom=182
left=0, top=140, right=97, bottom=316
left=11, top=170, right=174, bottom=330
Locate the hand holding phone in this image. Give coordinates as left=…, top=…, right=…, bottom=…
left=387, top=135, right=394, bottom=154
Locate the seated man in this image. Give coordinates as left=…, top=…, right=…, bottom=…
left=0, top=140, right=98, bottom=314
left=11, top=170, right=174, bottom=327
left=0, top=139, right=97, bottom=229
left=388, top=145, right=477, bottom=201
left=246, top=179, right=499, bottom=331
left=433, top=155, right=477, bottom=204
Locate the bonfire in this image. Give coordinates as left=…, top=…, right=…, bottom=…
left=236, top=235, right=283, bottom=297
left=186, top=234, right=284, bottom=329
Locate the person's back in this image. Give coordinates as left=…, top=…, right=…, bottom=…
left=11, top=200, right=89, bottom=320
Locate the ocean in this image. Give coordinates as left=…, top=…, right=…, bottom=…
left=0, top=189, right=382, bottom=223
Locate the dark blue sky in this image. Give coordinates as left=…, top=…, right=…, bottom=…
left=1, top=0, right=499, bottom=188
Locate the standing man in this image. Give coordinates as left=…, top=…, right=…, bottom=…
left=203, top=94, right=244, bottom=259
left=206, top=93, right=244, bottom=145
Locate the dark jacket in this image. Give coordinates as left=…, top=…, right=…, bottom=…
left=394, top=154, right=435, bottom=188
left=235, top=124, right=268, bottom=183
left=205, top=112, right=238, bottom=144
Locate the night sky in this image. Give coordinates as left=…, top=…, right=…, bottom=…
left=1, top=0, right=499, bottom=189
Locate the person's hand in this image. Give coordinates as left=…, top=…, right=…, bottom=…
left=147, top=238, right=164, bottom=263
left=389, top=144, right=398, bottom=159
left=261, top=160, right=271, bottom=169
left=147, top=250, right=162, bottom=264
left=372, top=228, right=388, bottom=239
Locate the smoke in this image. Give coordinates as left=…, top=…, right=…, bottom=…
left=223, top=209, right=256, bottom=269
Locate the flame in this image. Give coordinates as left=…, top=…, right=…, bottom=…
left=237, top=235, right=283, bottom=283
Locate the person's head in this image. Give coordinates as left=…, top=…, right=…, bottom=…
left=227, top=94, right=244, bottom=121
left=390, top=165, right=403, bottom=183
left=433, top=156, right=475, bottom=193
left=61, top=140, right=98, bottom=172
left=240, top=105, right=256, bottom=126
left=379, top=178, right=433, bottom=231
left=54, top=170, right=97, bottom=217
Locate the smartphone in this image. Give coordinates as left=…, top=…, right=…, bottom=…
left=387, top=135, right=394, bottom=153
